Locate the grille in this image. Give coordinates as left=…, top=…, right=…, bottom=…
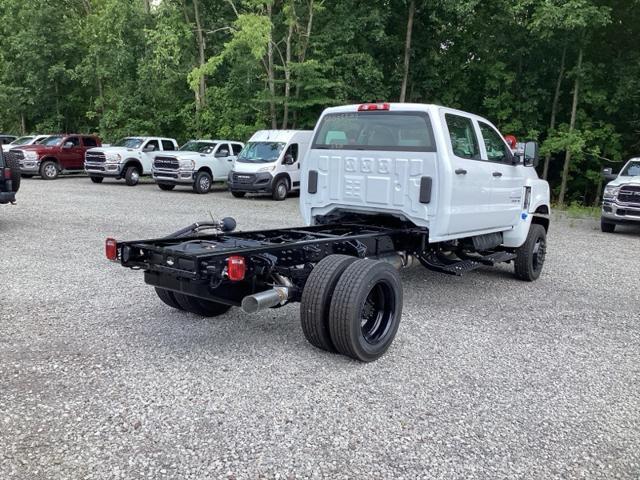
left=86, top=151, right=106, bottom=163
left=618, top=185, right=640, bottom=205
left=154, top=156, right=179, bottom=170
left=6, top=150, right=24, bottom=162
left=232, top=173, right=256, bottom=184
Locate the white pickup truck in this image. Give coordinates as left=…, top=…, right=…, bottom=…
left=84, top=136, right=178, bottom=186
left=601, top=158, right=640, bottom=232
left=152, top=139, right=244, bottom=194
left=108, top=102, right=551, bottom=362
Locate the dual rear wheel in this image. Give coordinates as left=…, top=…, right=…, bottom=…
left=300, top=255, right=403, bottom=362
left=154, top=287, right=231, bottom=317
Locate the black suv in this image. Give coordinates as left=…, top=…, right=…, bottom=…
left=0, top=145, right=19, bottom=204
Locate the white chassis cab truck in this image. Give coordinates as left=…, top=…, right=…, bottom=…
left=106, top=103, right=550, bottom=363
left=84, top=136, right=178, bottom=186
left=227, top=130, right=313, bottom=200
left=152, top=139, right=244, bottom=194
left=600, top=158, right=640, bottom=232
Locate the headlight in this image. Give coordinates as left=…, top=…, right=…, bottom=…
left=604, top=185, right=619, bottom=197
left=25, top=151, right=38, bottom=160
left=179, top=158, right=195, bottom=169
left=257, top=165, right=276, bottom=172
left=106, top=153, right=121, bottom=163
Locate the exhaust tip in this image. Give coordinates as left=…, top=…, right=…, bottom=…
left=241, top=296, right=260, bottom=314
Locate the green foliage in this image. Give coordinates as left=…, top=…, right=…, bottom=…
left=0, top=0, right=637, bottom=205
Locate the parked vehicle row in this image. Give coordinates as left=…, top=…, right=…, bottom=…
left=601, top=158, right=640, bottom=232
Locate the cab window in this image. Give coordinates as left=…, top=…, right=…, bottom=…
left=161, top=140, right=175, bottom=151
left=66, top=136, right=81, bottom=147
left=445, top=114, right=480, bottom=160
left=479, top=122, right=510, bottom=163
left=144, top=139, right=159, bottom=151
left=82, top=137, right=97, bottom=147
left=284, top=144, right=298, bottom=163
left=231, top=143, right=243, bottom=155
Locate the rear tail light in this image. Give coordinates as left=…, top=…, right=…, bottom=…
left=105, top=238, right=118, bottom=261
left=358, top=103, right=390, bottom=111
left=227, top=255, right=246, bottom=281
left=3, top=168, right=11, bottom=180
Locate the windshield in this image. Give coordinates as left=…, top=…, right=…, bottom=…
left=42, top=136, right=64, bottom=146
left=620, top=161, right=640, bottom=177
left=313, top=112, right=436, bottom=152
left=237, top=142, right=285, bottom=163
left=180, top=140, right=217, bottom=154
left=114, top=138, right=143, bottom=148
left=10, top=136, right=34, bottom=145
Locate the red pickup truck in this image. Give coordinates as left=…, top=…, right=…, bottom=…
left=14, top=134, right=101, bottom=180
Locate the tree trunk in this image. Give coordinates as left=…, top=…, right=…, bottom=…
left=558, top=47, right=582, bottom=206
left=399, top=0, right=415, bottom=103
left=267, top=2, right=277, bottom=129
left=20, top=113, right=26, bottom=135
left=594, top=176, right=603, bottom=206
left=542, top=42, right=567, bottom=180
left=282, top=21, right=294, bottom=129
left=193, top=0, right=206, bottom=110
left=142, top=0, right=151, bottom=14
left=292, top=0, right=314, bottom=128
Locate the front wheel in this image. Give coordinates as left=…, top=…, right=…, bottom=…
left=329, top=259, right=403, bottom=362
left=600, top=218, right=616, bottom=233
left=193, top=171, right=212, bottom=194
left=158, top=183, right=175, bottom=191
left=40, top=160, right=59, bottom=180
left=124, top=166, right=140, bottom=186
left=90, top=176, right=103, bottom=184
left=272, top=178, right=288, bottom=201
left=514, top=223, right=547, bottom=281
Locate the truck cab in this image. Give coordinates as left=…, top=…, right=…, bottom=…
left=601, top=158, right=640, bottom=232
left=301, top=103, right=550, bottom=248
left=85, top=136, right=178, bottom=186
left=227, top=130, right=313, bottom=200
left=152, top=139, right=244, bottom=194
left=16, top=134, right=101, bottom=179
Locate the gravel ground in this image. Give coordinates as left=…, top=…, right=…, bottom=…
left=1, top=176, right=639, bottom=480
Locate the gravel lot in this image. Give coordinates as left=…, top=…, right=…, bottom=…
left=1, top=176, right=639, bottom=479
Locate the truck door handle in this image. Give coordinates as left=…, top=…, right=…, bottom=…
left=455, top=168, right=467, bottom=175
left=492, top=171, right=503, bottom=177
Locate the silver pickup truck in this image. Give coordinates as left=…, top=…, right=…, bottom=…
left=601, top=158, right=640, bottom=232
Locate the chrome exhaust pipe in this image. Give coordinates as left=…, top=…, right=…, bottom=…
left=372, top=252, right=414, bottom=269
left=241, top=287, right=289, bottom=314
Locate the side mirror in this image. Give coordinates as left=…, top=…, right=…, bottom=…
left=283, top=154, right=294, bottom=165
left=523, top=141, right=539, bottom=167
left=63, top=141, right=74, bottom=149
left=602, top=167, right=617, bottom=181
left=143, top=145, right=156, bottom=152
left=215, top=149, right=229, bottom=158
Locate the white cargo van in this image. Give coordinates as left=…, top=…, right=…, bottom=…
left=227, top=130, right=313, bottom=200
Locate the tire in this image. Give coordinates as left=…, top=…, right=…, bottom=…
left=90, top=176, right=103, bottom=184
left=173, top=292, right=232, bottom=317
left=4, top=153, right=20, bottom=192
left=300, top=255, right=358, bottom=352
left=272, top=177, right=288, bottom=201
left=40, top=160, right=59, bottom=180
left=193, top=171, right=212, bottom=194
left=514, top=223, right=547, bottom=281
left=124, top=166, right=140, bottom=186
left=600, top=218, right=616, bottom=233
left=158, top=183, right=175, bottom=191
left=155, top=287, right=183, bottom=310
left=231, top=191, right=246, bottom=198
left=329, top=259, right=403, bottom=362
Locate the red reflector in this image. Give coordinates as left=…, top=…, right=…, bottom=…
left=105, top=238, right=118, bottom=261
left=3, top=168, right=11, bottom=180
left=227, top=255, right=246, bottom=281
left=358, top=102, right=390, bottom=111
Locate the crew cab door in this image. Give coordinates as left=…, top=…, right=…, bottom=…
left=443, top=113, right=511, bottom=235
left=282, top=143, right=300, bottom=190
left=141, top=139, right=160, bottom=173
left=213, top=143, right=235, bottom=179
left=60, top=136, right=84, bottom=169
left=476, top=121, right=524, bottom=228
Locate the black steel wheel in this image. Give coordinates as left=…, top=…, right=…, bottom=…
left=600, top=218, right=615, bottom=233
left=300, top=255, right=358, bottom=352
left=272, top=177, right=288, bottom=201
left=231, top=191, right=246, bottom=198
left=514, top=223, right=547, bottom=281
left=124, top=166, right=140, bottom=186
left=90, top=176, right=103, bottom=184
left=40, top=160, right=58, bottom=180
left=329, top=259, right=403, bottom=362
left=173, top=292, right=232, bottom=317
left=155, top=287, right=183, bottom=310
left=158, top=183, right=175, bottom=191
left=193, top=171, right=212, bottom=194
